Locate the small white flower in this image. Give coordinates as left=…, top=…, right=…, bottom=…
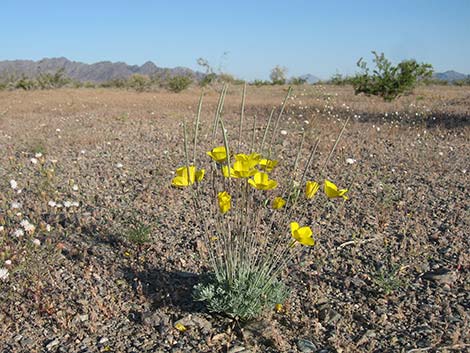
left=48, top=200, right=57, bottom=207
left=32, top=238, right=41, bottom=246
left=35, top=152, right=43, bottom=158
left=72, top=185, right=79, bottom=191
left=346, top=158, right=356, bottom=165
left=10, top=180, right=17, bottom=189
left=13, top=229, right=24, bottom=237
left=4, top=260, right=12, bottom=266
left=56, top=203, right=63, bottom=208
left=56, top=128, right=61, bottom=132
left=46, top=224, right=52, bottom=232
left=0, top=268, right=9, bottom=281
left=280, top=130, right=288, bottom=136
left=30, top=158, right=38, bottom=164
left=80, top=150, right=86, bottom=154
left=116, top=163, right=123, bottom=168
left=0, top=226, right=4, bottom=232
left=72, top=201, right=80, bottom=207
left=64, top=201, right=72, bottom=208
left=11, top=202, right=21, bottom=209
left=20, top=219, right=31, bottom=228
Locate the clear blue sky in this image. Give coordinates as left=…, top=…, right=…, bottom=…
left=1, top=0, right=469, bottom=80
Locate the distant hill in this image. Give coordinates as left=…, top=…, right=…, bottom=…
left=298, top=74, right=320, bottom=84
left=433, top=70, right=470, bottom=82
left=0, top=57, right=203, bottom=82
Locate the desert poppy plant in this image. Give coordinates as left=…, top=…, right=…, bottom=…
left=207, top=146, right=227, bottom=163
left=305, top=181, right=320, bottom=199
left=259, top=158, right=278, bottom=173
left=290, top=222, right=314, bottom=246
left=171, top=165, right=205, bottom=187
left=324, top=179, right=348, bottom=200
left=272, top=196, right=286, bottom=209
left=248, top=172, right=277, bottom=190
left=217, top=191, right=231, bottom=214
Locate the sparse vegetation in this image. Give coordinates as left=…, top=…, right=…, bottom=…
left=270, top=65, right=287, bottom=85
left=166, top=75, right=193, bottom=93
left=351, top=51, right=433, bottom=101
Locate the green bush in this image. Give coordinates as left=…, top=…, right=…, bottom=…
left=351, top=52, right=433, bottom=101
left=15, top=76, right=37, bottom=90
left=36, top=69, right=70, bottom=89
left=127, top=74, right=151, bottom=92
left=290, top=76, right=307, bottom=85
left=167, top=75, right=193, bottom=93
left=250, top=79, right=271, bottom=87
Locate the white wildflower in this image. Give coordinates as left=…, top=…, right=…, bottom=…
left=116, top=163, right=123, bottom=168
left=0, top=226, right=4, bottom=232
left=346, top=158, right=356, bottom=165
left=0, top=268, right=9, bottom=281
left=72, top=185, right=79, bottom=191
left=11, top=202, right=21, bottom=209
left=46, top=224, right=52, bottom=232
left=13, top=229, right=24, bottom=237
left=48, top=200, right=57, bottom=207
left=64, top=201, right=72, bottom=208
left=280, top=130, right=288, bottom=136
left=10, top=180, right=17, bottom=189
left=32, top=238, right=41, bottom=246
left=72, top=201, right=80, bottom=207
left=35, top=152, right=43, bottom=158
left=30, top=158, right=38, bottom=164
left=4, top=260, right=12, bottom=266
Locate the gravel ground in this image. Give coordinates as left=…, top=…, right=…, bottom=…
left=0, top=86, right=469, bottom=352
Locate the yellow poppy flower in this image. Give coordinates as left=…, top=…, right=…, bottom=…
left=259, top=158, right=278, bottom=172
left=207, top=146, right=227, bottom=163
left=290, top=222, right=314, bottom=246
left=248, top=172, right=277, bottom=190
left=171, top=166, right=205, bottom=187
left=272, top=196, right=286, bottom=209
left=217, top=191, right=231, bottom=214
left=305, top=181, right=320, bottom=199
left=174, top=322, right=187, bottom=332
left=231, top=153, right=260, bottom=178
left=324, top=179, right=348, bottom=200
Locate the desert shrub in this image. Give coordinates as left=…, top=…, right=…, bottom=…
left=351, top=51, right=433, bottom=101
left=171, top=87, right=351, bottom=321
left=270, top=65, right=287, bottom=85
left=100, top=78, right=126, bottom=88
left=454, top=77, right=470, bottom=86
left=290, top=76, right=307, bottom=85
left=36, top=69, right=70, bottom=89
left=328, top=73, right=352, bottom=85
left=167, top=75, right=193, bottom=93
left=15, top=76, right=37, bottom=90
left=250, top=79, right=271, bottom=87
left=200, top=73, right=217, bottom=87
left=127, top=74, right=151, bottom=92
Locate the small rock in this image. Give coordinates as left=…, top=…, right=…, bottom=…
left=46, top=338, right=60, bottom=351
left=422, top=268, right=457, bottom=284
left=319, top=307, right=341, bottom=324
left=228, top=346, right=247, bottom=353
left=297, top=338, right=317, bottom=352
left=98, top=337, right=109, bottom=344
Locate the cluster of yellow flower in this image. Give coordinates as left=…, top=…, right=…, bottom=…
left=172, top=146, right=349, bottom=247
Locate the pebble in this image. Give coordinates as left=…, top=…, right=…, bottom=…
left=297, top=338, right=317, bottom=352
left=46, top=338, right=60, bottom=350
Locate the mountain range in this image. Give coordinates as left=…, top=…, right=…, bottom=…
left=0, top=57, right=202, bottom=82
left=0, top=57, right=467, bottom=84
left=432, top=70, right=470, bottom=82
